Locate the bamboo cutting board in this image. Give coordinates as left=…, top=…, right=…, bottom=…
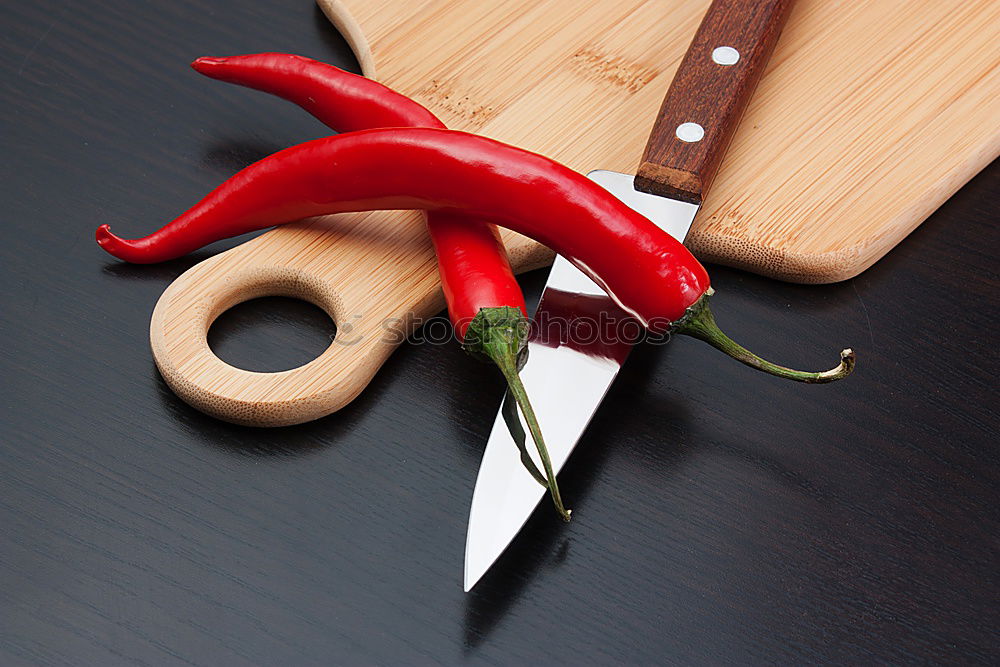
left=150, top=0, right=998, bottom=425
left=322, top=0, right=999, bottom=282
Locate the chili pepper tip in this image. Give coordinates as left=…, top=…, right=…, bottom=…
left=95, top=224, right=122, bottom=254
left=190, top=57, right=226, bottom=73
left=95, top=225, right=154, bottom=264
left=95, top=223, right=114, bottom=249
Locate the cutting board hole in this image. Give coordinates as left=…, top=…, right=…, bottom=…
left=208, top=297, right=337, bottom=373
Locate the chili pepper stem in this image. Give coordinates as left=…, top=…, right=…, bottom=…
left=463, top=307, right=572, bottom=522
left=675, top=289, right=855, bottom=383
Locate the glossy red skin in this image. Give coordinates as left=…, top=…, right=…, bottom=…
left=96, top=128, right=710, bottom=331
left=191, top=53, right=523, bottom=339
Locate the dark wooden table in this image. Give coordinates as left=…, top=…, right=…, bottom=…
left=2, top=1, right=997, bottom=664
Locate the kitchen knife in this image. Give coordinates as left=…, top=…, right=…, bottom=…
left=464, top=0, right=796, bottom=591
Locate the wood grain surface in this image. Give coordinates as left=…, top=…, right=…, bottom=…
left=1, top=0, right=998, bottom=664
left=325, top=0, right=1000, bottom=283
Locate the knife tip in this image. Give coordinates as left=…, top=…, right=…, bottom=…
left=463, top=560, right=482, bottom=593
left=464, top=545, right=498, bottom=593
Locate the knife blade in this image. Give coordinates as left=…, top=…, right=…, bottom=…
left=465, top=0, right=796, bottom=591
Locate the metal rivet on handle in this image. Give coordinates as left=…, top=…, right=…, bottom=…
left=712, top=46, right=740, bottom=65
left=675, top=122, right=704, bottom=143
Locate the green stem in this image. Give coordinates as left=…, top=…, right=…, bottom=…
left=675, top=291, right=855, bottom=383
left=501, top=387, right=548, bottom=488
left=464, top=307, right=571, bottom=522
left=492, top=352, right=572, bottom=522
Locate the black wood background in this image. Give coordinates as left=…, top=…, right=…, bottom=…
left=2, top=1, right=997, bottom=664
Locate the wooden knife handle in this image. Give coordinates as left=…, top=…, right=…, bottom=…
left=634, top=0, right=794, bottom=204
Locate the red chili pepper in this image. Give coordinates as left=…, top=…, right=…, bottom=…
left=190, top=53, right=524, bottom=340
left=192, top=54, right=568, bottom=518
left=96, top=127, right=853, bottom=386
